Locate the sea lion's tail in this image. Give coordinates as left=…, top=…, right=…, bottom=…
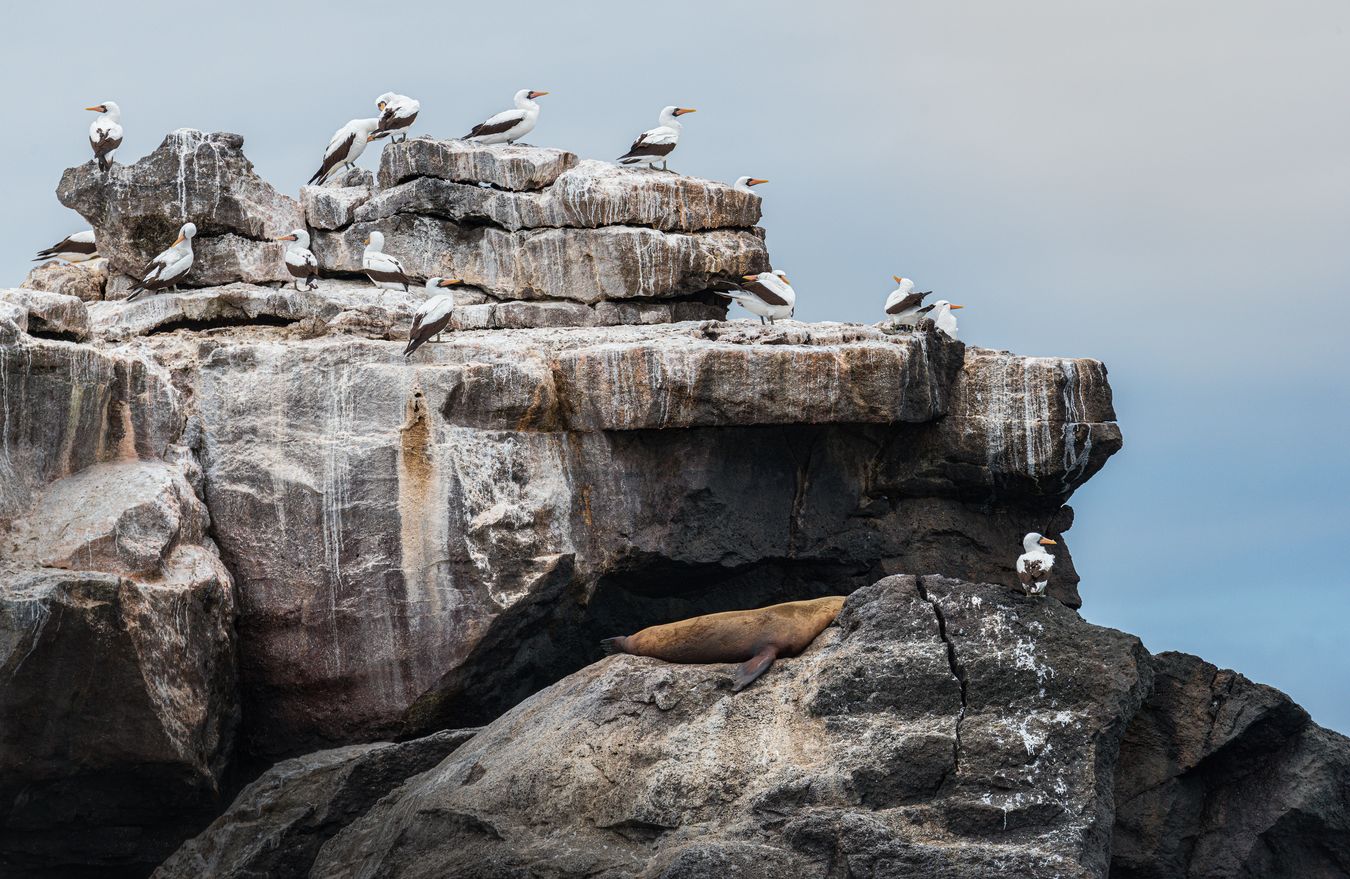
left=600, top=637, right=626, bottom=655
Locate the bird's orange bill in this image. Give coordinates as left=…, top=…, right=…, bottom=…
left=276, top=234, right=298, bottom=241
left=950, top=304, right=965, bottom=309
left=528, top=90, right=550, bottom=98
left=1039, top=537, right=1057, bottom=545
left=892, top=275, right=905, bottom=284
left=84, top=105, right=105, bottom=112
left=436, top=279, right=463, bottom=287
left=748, top=178, right=769, bottom=186
left=674, top=107, right=697, bottom=116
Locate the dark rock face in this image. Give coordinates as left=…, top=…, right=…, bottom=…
left=296, top=577, right=1151, bottom=878
left=1111, top=651, right=1350, bottom=878
left=57, top=130, right=303, bottom=289
left=152, top=728, right=479, bottom=879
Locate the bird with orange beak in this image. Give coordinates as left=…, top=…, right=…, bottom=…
left=128, top=222, right=196, bottom=300
left=733, top=176, right=769, bottom=194
left=713, top=269, right=795, bottom=325
left=85, top=101, right=123, bottom=172
left=463, top=89, right=549, bottom=145
left=276, top=229, right=319, bottom=291
left=617, top=106, right=696, bottom=171
left=371, top=92, right=420, bottom=143
left=1016, top=532, right=1058, bottom=596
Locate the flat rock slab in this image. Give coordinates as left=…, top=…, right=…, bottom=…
left=301, top=168, right=374, bottom=230
left=0, top=289, right=90, bottom=340
left=377, top=138, right=579, bottom=191
left=22, top=260, right=108, bottom=302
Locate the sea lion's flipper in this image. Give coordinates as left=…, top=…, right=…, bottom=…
left=732, top=646, right=779, bottom=692
left=600, top=637, right=627, bottom=655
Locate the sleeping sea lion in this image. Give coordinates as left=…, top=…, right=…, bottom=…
left=600, top=596, right=847, bottom=692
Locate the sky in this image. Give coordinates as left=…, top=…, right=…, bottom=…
left=2, top=1, right=1348, bottom=732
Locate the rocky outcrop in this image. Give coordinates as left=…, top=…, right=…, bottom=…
left=308, top=138, right=769, bottom=313
left=23, top=258, right=108, bottom=301
left=276, top=576, right=1152, bottom=878
left=1111, top=651, right=1350, bottom=878
left=153, top=728, right=479, bottom=879
left=0, top=288, right=90, bottom=340
left=58, top=130, right=304, bottom=291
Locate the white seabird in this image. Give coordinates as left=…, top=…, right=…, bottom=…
left=404, top=278, right=464, bottom=357
left=617, top=106, right=695, bottom=171
left=1016, top=532, right=1058, bottom=596
left=276, top=229, right=319, bottom=291
left=85, top=101, right=123, bottom=172
left=928, top=299, right=964, bottom=338
left=885, top=276, right=934, bottom=327
left=372, top=93, right=420, bottom=142
left=362, top=231, right=414, bottom=292
left=308, top=117, right=381, bottom=185
left=34, top=230, right=98, bottom=263
left=128, top=222, right=196, bottom=300
left=732, top=176, right=768, bottom=194
left=462, top=90, right=548, bottom=145
left=715, top=270, right=796, bottom=325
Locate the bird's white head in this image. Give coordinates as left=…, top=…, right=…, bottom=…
left=375, top=92, right=396, bottom=110
left=365, top=231, right=385, bottom=252
left=661, top=106, right=697, bottom=124
left=275, top=229, right=310, bottom=248
left=516, top=89, right=549, bottom=106
left=85, top=101, right=120, bottom=118
left=893, top=275, right=912, bottom=288
left=426, top=277, right=463, bottom=290
left=1023, top=532, right=1058, bottom=552
left=173, top=222, right=197, bottom=245
left=773, top=269, right=791, bottom=285
left=733, top=176, right=769, bottom=193
left=930, top=299, right=963, bottom=312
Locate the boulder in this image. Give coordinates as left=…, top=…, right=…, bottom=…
left=301, top=576, right=1150, bottom=878
left=0, top=288, right=90, bottom=340
left=377, top=138, right=579, bottom=191
left=57, top=129, right=304, bottom=288
left=301, top=168, right=375, bottom=230
left=22, top=258, right=108, bottom=301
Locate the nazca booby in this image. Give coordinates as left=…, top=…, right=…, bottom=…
left=885, top=276, right=934, bottom=327
left=34, top=230, right=98, bottom=263
left=733, top=176, right=768, bottom=193
left=1016, top=533, right=1058, bottom=596
left=128, top=222, right=196, bottom=299
left=362, top=231, right=414, bottom=292
left=617, top=106, right=695, bottom=171
left=276, top=229, right=319, bottom=291
left=309, top=118, right=380, bottom=185
left=714, top=270, right=795, bottom=325
left=404, top=278, right=464, bottom=357
left=86, top=102, right=123, bottom=172
left=372, top=93, right=419, bottom=142
left=463, top=90, right=548, bottom=145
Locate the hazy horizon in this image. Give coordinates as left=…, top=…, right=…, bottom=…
left=3, top=0, right=1347, bottom=731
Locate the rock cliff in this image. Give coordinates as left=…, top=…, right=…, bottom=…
left=3, top=133, right=1344, bottom=878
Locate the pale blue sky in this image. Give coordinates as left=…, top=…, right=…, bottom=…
left=3, top=1, right=1347, bottom=730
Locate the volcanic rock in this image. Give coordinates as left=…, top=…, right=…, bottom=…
left=22, top=258, right=108, bottom=301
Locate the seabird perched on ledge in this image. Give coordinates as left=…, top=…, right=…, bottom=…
left=362, top=231, right=414, bottom=293
left=276, top=229, right=319, bottom=291
left=404, top=278, right=464, bottom=357
left=714, top=269, right=796, bottom=325
left=885, top=276, right=933, bottom=327
left=34, top=230, right=98, bottom=263
left=463, top=90, right=548, bottom=145
left=617, top=106, right=695, bottom=171
left=85, top=102, right=123, bottom=172
left=928, top=300, right=963, bottom=338
left=128, top=222, right=196, bottom=300
left=1016, top=532, right=1057, bottom=596
left=733, top=177, right=768, bottom=193
left=309, top=117, right=380, bottom=185
left=372, top=93, right=420, bottom=142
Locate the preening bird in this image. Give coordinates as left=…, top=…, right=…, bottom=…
left=733, top=176, right=768, bottom=193
left=617, top=106, right=695, bottom=171
left=362, top=231, right=414, bottom=292
left=86, top=102, right=123, bottom=172
left=714, top=269, right=796, bottom=325
left=127, top=222, right=196, bottom=300
left=309, top=118, right=381, bottom=185
left=462, top=89, right=548, bottom=145
left=276, top=229, right=319, bottom=291
left=1016, top=532, right=1058, bottom=596
left=885, top=276, right=934, bottom=327
left=927, top=300, right=964, bottom=338
left=34, top=230, right=98, bottom=263
left=404, top=278, right=464, bottom=357
left=372, top=93, right=420, bottom=142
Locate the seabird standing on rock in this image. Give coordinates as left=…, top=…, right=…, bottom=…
left=34, top=230, right=98, bottom=263
left=617, top=106, right=695, bottom=171
left=927, top=300, right=963, bottom=338
left=733, top=177, right=769, bottom=193
left=885, top=276, right=934, bottom=327
left=85, top=102, right=123, bottom=172
left=404, top=278, right=464, bottom=357
left=276, top=229, right=319, bottom=291
left=362, top=231, right=414, bottom=293
left=1016, top=533, right=1057, bottom=596
left=462, top=90, right=548, bottom=145
left=127, top=222, right=196, bottom=300
left=714, top=270, right=796, bottom=325
left=372, top=93, right=420, bottom=142
left=308, top=118, right=381, bottom=185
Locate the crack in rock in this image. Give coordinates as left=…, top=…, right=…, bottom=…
left=916, top=575, right=969, bottom=777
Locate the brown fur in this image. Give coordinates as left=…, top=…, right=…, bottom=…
left=602, top=596, right=846, bottom=691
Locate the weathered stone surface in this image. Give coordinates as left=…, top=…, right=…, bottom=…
left=312, top=214, right=769, bottom=303
left=303, top=576, right=1150, bottom=878
left=0, top=302, right=26, bottom=338
left=58, top=129, right=303, bottom=287
left=0, top=288, right=90, bottom=340
left=23, top=258, right=108, bottom=301
left=154, top=728, right=479, bottom=879
left=1111, top=651, right=1350, bottom=878
left=377, top=138, right=578, bottom=191
left=302, top=168, right=374, bottom=230
left=358, top=159, right=763, bottom=232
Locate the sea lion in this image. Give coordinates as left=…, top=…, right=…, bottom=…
left=600, top=596, right=847, bottom=692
